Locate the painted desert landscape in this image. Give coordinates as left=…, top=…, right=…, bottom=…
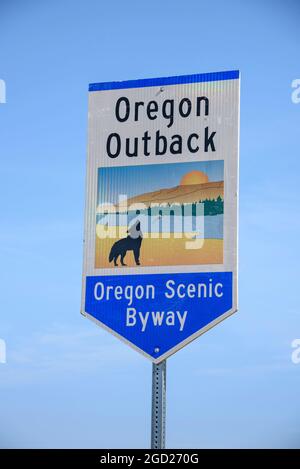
left=95, top=162, right=224, bottom=268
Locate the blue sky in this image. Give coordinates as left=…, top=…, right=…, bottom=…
left=0, top=0, right=300, bottom=448
left=98, top=161, right=223, bottom=204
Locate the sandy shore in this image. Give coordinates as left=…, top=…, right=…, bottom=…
left=95, top=236, right=223, bottom=268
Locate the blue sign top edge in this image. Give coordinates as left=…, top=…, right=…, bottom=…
left=88, top=70, right=240, bottom=92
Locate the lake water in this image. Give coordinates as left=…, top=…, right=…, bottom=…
left=96, top=213, right=223, bottom=239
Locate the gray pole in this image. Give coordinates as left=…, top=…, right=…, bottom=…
left=151, top=360, right=166, bottom=449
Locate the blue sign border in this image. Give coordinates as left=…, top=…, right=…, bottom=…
left=89, top=70, right=239, bottom=92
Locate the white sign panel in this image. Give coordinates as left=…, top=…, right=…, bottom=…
left=82, top=71, right=240, bottom=362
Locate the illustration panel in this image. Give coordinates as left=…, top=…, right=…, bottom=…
left=95, top=161, right=224, bottom=268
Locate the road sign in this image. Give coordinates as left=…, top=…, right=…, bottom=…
left=82, top=70, right=240, bottom=363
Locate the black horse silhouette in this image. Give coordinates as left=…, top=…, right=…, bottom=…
left=109, top=221, right=143, bottom=266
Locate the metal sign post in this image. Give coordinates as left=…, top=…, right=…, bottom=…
left=151, top=360, right=167, bottom=449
